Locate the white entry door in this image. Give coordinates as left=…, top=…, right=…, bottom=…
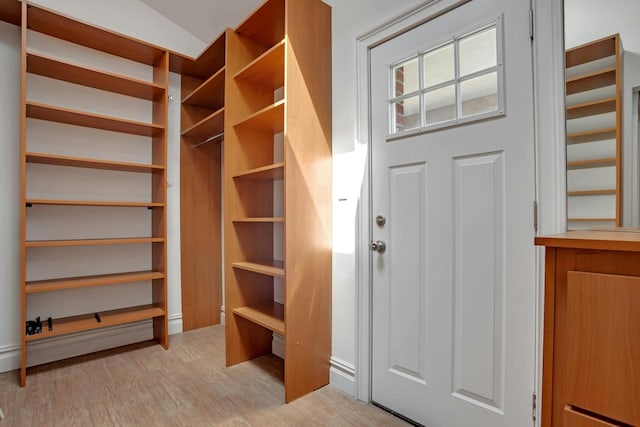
left=370, top=1, right=536, bottom=426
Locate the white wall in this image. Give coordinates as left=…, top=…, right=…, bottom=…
left=564, top=0, right=640, bottom=226
left=324, top=0, right=427, bottom=394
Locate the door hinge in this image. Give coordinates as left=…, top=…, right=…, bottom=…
left=529, top=9, right=534, bottom=40
left=533, top=201, right=538, bottom=232
left=532, top=392, right=537, bottom=422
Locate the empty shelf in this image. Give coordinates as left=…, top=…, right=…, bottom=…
left=26, top=152, right=164, bottom=173
left=567, top=189, right=616, bottom=197
left=233, top=163, right=284, bottom=180
left=234, top=40, right=285, bottom=89
left=25, top=304, right=165, bottom=341
left=566, top=35, right=617, bottom=68
left=565, top=67, right=616, bottom=95
left=26, top=237, right=164, bottom=248
left=568, top=218, right=616, bottom=223
left=567, top=128, right=616, bottom=145
left=27, top=52, right=164, bottom=101
left=234, top=100, right=284, bottom=133
left=232, top=261, right=285, bottom=278
left=26, top=271, right=164, bottom=293
left=26, top=101, right=164, bottom=137
left=26, top=199, right=164, bottom=208
left=182, top=66, right=225, bottom=109
left=181, top=106, right=225, bottom=140
left=233, top=303, right=285, bottom=335
left=567, top=157, right=616, bottom=170
left=232, top=217, right=284, bottom=223
left=566, top=97, right=616, bottom=120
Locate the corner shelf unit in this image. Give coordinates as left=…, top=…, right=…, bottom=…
left=225, top=0, right=332, bottom=402
left=18, top=3, right=168, bottom=386
left=565, top=34, right=622, bottom=230
left=176, top=31, right=227, bottom=332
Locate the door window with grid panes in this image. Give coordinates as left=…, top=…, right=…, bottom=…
left=389, top=18, right=504, bottom=136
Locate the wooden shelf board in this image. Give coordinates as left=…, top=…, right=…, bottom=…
left=26, top=152, right=164, bottom=173
left=234, top=100, right=284, bottom=133
left=25, top=304, right=165, bottom=341
left=231, top=260, right=285, bottom=278
left=567, top=189, right=616, bottom=197
left=26, top=270, right=165, bottom=293
left=26, top=237, right=164, bottom=248
left=27, top=52, right=164, bottom=101
left=171, top=31, right=226, bottom=78
left=567, top=128, right=617, bottom=145
left=566, top=97, right=616, bottom=120
left=234, top=40, right=285, bottom=89
left=232, top=217, right=285, bottom=223
left=182, top=66, right=225, bottom=109
left=566, top=34, right=617, bottom=68
left=233, top=162, right=284, bottom=180
left=565, top=67, right=616, bottom=95
left=567, top=157, right=616, bottom=170
left=233, top=303, right=285, bottom=335
left=26, top=101, right=164, bottom=137
left=181, top=106, right=225, bottom=141
left=27, top=6, right=165, bottom=66
left=235, top=0, right=285, bottom=48
left=26, top=199, right=164, bottom=208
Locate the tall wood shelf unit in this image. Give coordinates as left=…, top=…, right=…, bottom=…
left=224, top=0, right=332, bottom=402
left=18, top=3, right=169, bottom=386
left=176, top=31, right=227, bottom=331
left=565, top=35, right=622, bottom=229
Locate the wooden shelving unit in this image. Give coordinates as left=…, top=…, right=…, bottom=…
left=177, top=31, right=227, bottom=332
left=225, top=0, right=332, bottom=402
left=18, top=2, right=168, bottom=386
left=565, top=34, right=622, bottom=229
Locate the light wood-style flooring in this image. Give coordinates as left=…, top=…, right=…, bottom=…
left=0, top=325, right=408, bottom=426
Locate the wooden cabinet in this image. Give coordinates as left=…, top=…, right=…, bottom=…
left=224, top=0, right=332, bottom=402
left=536, top=231, right=640, bottom=426
left=19, top=4, right=168, bottom=386
left=565, top=35, right=622, bottom=229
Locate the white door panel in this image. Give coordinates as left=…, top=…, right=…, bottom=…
left=370, top=0, right=535, bottom=426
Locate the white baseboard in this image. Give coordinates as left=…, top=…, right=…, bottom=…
left=330, top=356, right=356, bottom=396
left=0, top=344, right=21, bottom=373
left=272, top=332, right=284, bottom=359
left=168, top=313, right=183, bottom=335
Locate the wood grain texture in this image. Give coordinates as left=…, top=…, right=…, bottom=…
left=27, top=52, right=164, bottom=100
left=565, top=97, right=616, bottom=120
left=566, top=128, right=616, bottom=145
left=232, top=260, right=285, bottom=278
left=233, top=303, right=285, bottom=335
left=564, top=407, right=620, bottom=427
left=566, top=272, right=640, bottom=425
left=283, top=0, right=333, bottom=402
left=235, top=0, right=285, bottom=48
left=26, top=152, right=164, bottom=173
left=234, top=40, right=285, bottom=89
left=234, top=100, right=284, bottom=132
left=170, top=31, right=226, bottom=78
left=26, top=101, right=164, bottom=137
left=26, top=271, right=164, bottom=293
left=0, top=0, right=19, bottom=25
left=566, top=34, right=617, bottom=68
left=25, top=237, right=164, bottom=248
left=566, top=157, right=616, bottom=170
left=233, top=162, right=284, bottom=180
left=182, top=66, right=226, bottom=109
left=1, top=326, right=410, bottom=426
left=565, top=67, right=615, bottom=95
left=535, top=230, right=640, bottom=251
left=26, top=199, right=164, bottom=207
left=181, top=106, right=225, bottom=140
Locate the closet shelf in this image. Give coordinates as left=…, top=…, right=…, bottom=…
left=27, top=52, right=164, bottom=101
left=233, top=303, right=285, bottom=335
left=567, top=128, right=616, bottom=145
left=25, top=199, right=164, bottom=208
left=26, top=271, right=165, bottom=294
left=565, top=67, right=616, bottom=95
left=234, top=40, right=285, bottom=89
left=566, top=97, right=616, bottom=120
left=26, top=237, right=164, bottom=248
left=233, top=162, right=284, bottom=180
left=26, top=101, right=164, bottom=137
left=232, top=217, right=285, bottom=223
left=567, top=189, right=616, bottom=197
left=181, top=106, right=225, bottom=140
left=567, top=157, right=616, bottom=170
left=235, top=0, right=285, bottom=48
left=566, top=34, right=617, bottom=68
left=234, top=100, right=284, bottom=132
left=568, top=218, right=616, bottom=223
left=182, top=66, right=225, bottom=109
left=26, top=152, right=164, bottom=173
left=24, top=304, right=165, bottom=341
left=231, top=260, right=285, bottom=278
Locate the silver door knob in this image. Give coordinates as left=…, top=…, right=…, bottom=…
left=370, top=240, right=386, bottom=253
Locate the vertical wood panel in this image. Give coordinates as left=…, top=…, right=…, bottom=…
left=19, top=0, right=27, bottom=387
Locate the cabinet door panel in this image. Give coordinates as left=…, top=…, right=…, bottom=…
left=564, top=407, right=622, bottom=427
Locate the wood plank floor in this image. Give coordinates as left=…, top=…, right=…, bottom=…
left=0, top=325, right=409, bottom=426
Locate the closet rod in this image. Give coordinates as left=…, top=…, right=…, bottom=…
left=192, top=132, right=224, bottom=148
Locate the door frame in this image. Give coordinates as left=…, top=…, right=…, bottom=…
left=353, top=1, right=567, bottom=423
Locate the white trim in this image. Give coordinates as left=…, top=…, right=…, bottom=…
left=330, top=356, right=356, bottom=396
left=0, top=344, right=21, bottom=373
left=272, top=332, right=284, bottom=359
left=168, top=313, right=183, bottom=335
left=355, top=0, right=472, bottom=403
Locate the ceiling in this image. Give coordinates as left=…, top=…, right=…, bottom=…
left=139, top=0, right=263, bottom=44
